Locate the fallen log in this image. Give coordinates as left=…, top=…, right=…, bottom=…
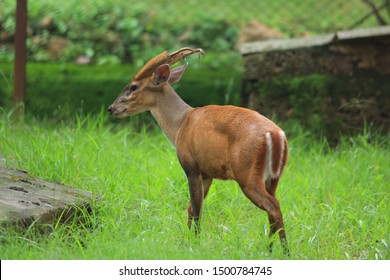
left=0, top=165, right=99, bottom=232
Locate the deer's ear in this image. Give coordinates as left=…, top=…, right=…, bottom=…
left=153, top=64, right=171, bottom=85
left=168, top=62, right=188, bottom=84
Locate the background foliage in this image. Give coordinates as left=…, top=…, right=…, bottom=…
left=1, top=0, right=389, bottom=66
left=1, top=0, right=389, bottom=125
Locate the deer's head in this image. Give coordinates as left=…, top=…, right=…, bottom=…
left=108, top=47, right=204, bottom=118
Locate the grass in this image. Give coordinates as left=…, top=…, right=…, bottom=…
left=0, top=112, right=389, bottom=260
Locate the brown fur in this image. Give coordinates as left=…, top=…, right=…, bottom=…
left=134, top=48, right=204, bottom=81
left=134, top=51, right=170, bottom=81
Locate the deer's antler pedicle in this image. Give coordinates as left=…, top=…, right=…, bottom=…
left=134, top=47, right=204, bottom=81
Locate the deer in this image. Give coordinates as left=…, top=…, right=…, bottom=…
left=108, top=47, right=289, bottom=255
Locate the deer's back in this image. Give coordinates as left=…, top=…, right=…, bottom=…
left=175, top=105, right=286, bottom=181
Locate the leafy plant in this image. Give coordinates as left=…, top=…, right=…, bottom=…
left=2, top=0, right=385, bottom=68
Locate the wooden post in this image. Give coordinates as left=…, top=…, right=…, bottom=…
left=13, top=0, right=28, bottom=118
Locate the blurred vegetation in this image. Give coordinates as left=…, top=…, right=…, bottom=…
left=1, top=0, right=388, bottom=67
left=1, top=0, right=389, bottom=136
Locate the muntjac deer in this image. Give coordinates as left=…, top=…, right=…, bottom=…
left=108, top=47, right=289, bottom=254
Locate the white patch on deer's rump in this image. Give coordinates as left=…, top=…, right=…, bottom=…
left=264, top=131, right=273, bottom=181
left=264, top=130, right=286, bottom=181
left=276, top=130, right=286, bottom=177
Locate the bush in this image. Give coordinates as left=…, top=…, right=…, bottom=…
left=0, top=0, right=240, bottom=70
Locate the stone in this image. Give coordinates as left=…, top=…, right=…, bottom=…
left=0, top=165, right=99, bottom=232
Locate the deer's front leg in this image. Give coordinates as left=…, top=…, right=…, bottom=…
left=187, top=178, right=212, bottom=233
left=186, top=173, right=204, bottom=235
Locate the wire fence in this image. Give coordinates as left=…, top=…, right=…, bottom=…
left=1, top=0, right=389, bottom=65
left=247, top=0, right=390, bottom=36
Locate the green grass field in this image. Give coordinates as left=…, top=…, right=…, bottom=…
left=0, top=113, right=389, bottom=260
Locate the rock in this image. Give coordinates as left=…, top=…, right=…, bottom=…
left=236, top=19, right=283, bottom=50
left=76, top=56, right=91, bottom=65
left=47, top=36, right=72, bottom=59
left=31, top=35, right=45, bottom=47
left=0, top=31, right=14, bottom=43
left=91, top=31, right=121, bottom=51
left=0, top=165, right=100, bottom=232
left=39, top=16, right=55, bottom=30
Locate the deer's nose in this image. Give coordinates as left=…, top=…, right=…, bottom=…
left=107, top=106, right=113, bottom=114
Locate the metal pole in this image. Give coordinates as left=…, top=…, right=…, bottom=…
left=13, top=0, right=28, bottom=117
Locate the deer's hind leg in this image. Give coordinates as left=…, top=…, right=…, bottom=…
left=239, top=177, right=289, bottom=255
left=265, top=177, right=289, bottom=255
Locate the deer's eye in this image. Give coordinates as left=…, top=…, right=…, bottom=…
left=130, top=85, right=138, bottom=92
left=125, top=84, right=138, bottom=96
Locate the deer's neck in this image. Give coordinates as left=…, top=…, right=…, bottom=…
left=150, top=85, right=192, bottom=146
